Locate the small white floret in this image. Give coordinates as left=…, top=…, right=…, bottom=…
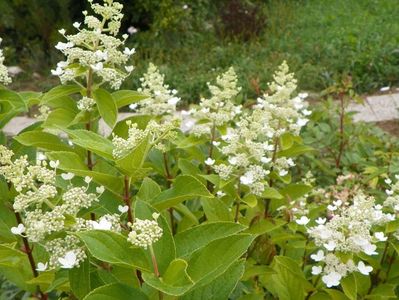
left=36, top=262, right=48, bottom=272
left=310, top=250, right=325, bottom=262
left=204, top=158, right=215, bottom=166
left=322, top=271, right=342, bottom=287
left=374, top=232, right=387, bottom=241
left=61, top=172, right=75, bottom=180
left=96, top=186, right=105, bottom=194
left=311, top=265, right=322, bottom=275
left=118, top=205, right=129, bottom=213
left=11, top=223, right=25, bottom=235
left=58, top=251, right=77, bottom=269
left=296, top=216, right=310, bottom=226
left=357, top=261, right=373, bottom=275
left=49, top=160, right=60, bottom=169
left=323, top=241, right=336, bottom=251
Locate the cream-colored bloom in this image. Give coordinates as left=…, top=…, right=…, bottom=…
left=52, top=0, right=132, bottom=89
left=0, top=38, right=11, bottom=85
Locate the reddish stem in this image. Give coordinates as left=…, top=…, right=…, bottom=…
left=14, top=212, right=47, bottom=299
left=123, top=176, right=133, bottom=224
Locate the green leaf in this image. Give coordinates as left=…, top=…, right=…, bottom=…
left=69, top=258, right=91, bottom=299
left=324, top=289, right=350, bottom=300
left=0, top=89, right=27, bottom=128
left=115, top=135, right=151, bottom=178
left=112, top=90, right=148, bottom=108
left=42, top=108, right=76, bottom=129
left=47, top=151, right=87, bottom=170
left=42, top=84, right=81, bottom=104
left=26, top=272, right=55, bottom=291
left=13, top=131, right=73, bottom=152
left=175, top=222, right=246, bottom=258
left=0, top=244, right=36, bottom=292
left=181, top=260, right=245, bottom=300
left=142, top=259, right=194, bottom=296
left=137, top=177, right=161, bottom=202
left=266, top=256, right=313, bottom=300
left=262, top=187, right=284, bottom=199
left=93, top=88, right=118, bottom=129
left=76, top=230, right=150, bottom=271
left=64, top=129, right=114, bottom=160
left=341, top=273, right=357, bottom=300
left=187, top=234, right=255, bottom=288
left=245, top=219, right=286, bottom=235
left=367, top=284, right=397, bottom=299
left=280, top=132, right=294, bottom=150
left=277, top=144, right=314, bottom=158
left=242, top=194, right=258, bottom=207
left=83, top=283, right=148, bottom=300
left=152, top=175, right=213, bottom=211
left=280, top=184, right=312, bottom=200
left=45, top=269, right=69, bottom=293
left=19, top=91, right=41, bottom=106
left=201, top=197, right=232, bottom=222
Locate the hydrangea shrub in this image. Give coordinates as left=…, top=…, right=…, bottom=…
left=0, top=1, right=399, bottom=299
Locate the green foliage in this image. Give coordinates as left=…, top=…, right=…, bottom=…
left=1, top=2, right=399, bottom=298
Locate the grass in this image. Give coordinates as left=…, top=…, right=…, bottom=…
left=7, top=0, right=399, bottom=103
left=124, top=0, right=399, bottom=103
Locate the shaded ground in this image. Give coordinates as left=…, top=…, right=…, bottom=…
left=376, top=120, right=399, bottom=136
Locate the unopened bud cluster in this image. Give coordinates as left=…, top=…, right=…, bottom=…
left=52, top=0, right=134, bottom=89
left=0, top=38, right=11, bottom=85
left=136, top=63, right=180, bottom=116
left=190, top=67, right=242, bottom=137
left=210, top=63, right=309, bottom=195
left=112, top=119, right=178, bottom=158
left=127, top=213, right=163, bottom=249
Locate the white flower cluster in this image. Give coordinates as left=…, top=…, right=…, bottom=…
left=127, top=213, right=163, bottom=249
left=305, top=192, right=394, bottom=287
left=210, top=63, right=309, bottom=195
left=0, top=38, right=11, bottom=85
left=45, top=236, right=87, bottom=269
left=34, top=105, right=51, bottom=121
left=112, top=119, right=178, bottom=158
left=383, top=177, right=399, bottom=210
left=77, top=96, right=96, bottom=112
left=255, top=61, right=311, bottom=137
left=75, top=213, right=122, bottom=232
left=1, top=146, right=105, bottom=269
left=190, top=67, right=242, bottom=136
left=136, top=63, right=180, bottom=115
left=52, top=0, right=134, bottom=89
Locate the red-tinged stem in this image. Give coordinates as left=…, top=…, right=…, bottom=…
left=123, top=175, right=133, bottom=224
left=14, top=212, right=47, bottom=299
left=149, top=245, right=163, bottom=300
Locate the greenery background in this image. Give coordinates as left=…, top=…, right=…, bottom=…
left=0, top=0, right=398, bottom=101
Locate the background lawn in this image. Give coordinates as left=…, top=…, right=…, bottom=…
left=1, top=0, right=398, bottom=102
